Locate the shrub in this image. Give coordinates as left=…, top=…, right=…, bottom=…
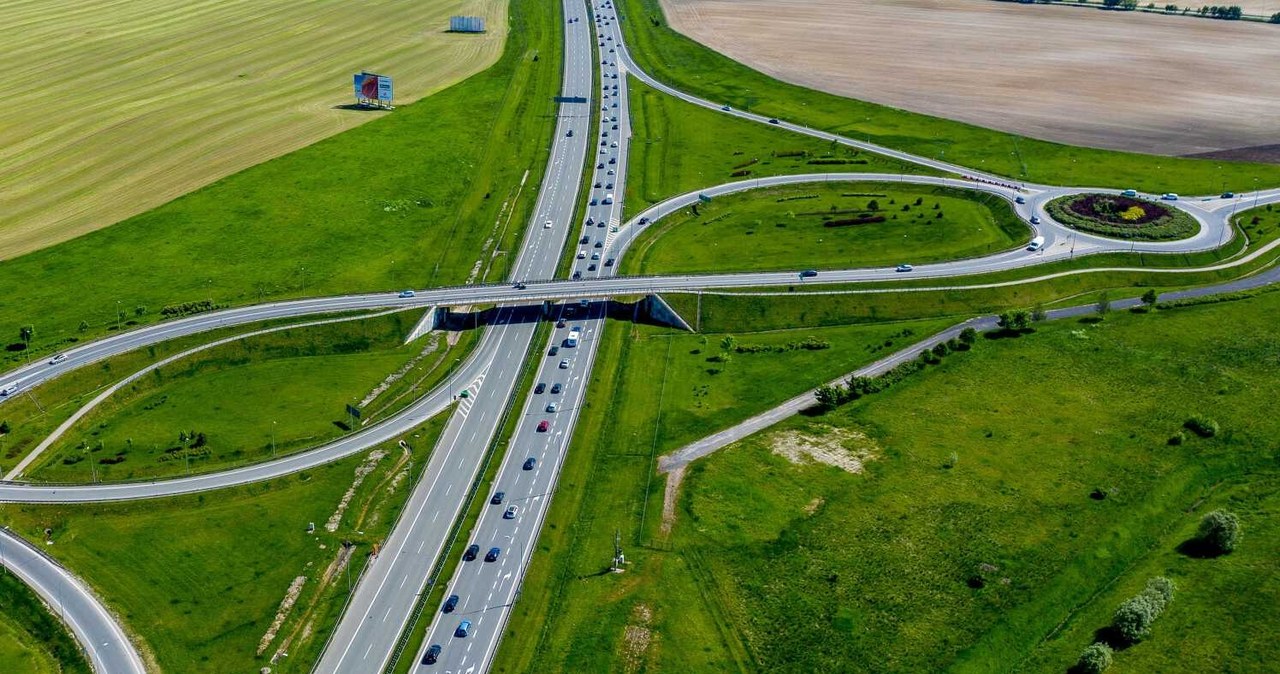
left=1183, top=416, right=1219, bottom=437
left=1197, top=509, right=1241, bottom=554
left=1076, top=642, right=1113, bottom=674
left=959, top=327, right=978, bottom=345
left=1113, top=594, right=1159, bottom=642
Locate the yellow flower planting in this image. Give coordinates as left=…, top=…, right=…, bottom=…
left=1120, top=205, right=1146, bottom=221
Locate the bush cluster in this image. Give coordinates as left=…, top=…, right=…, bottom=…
left=1197, top=509, right=1241, bottom=554
left=814, top=328, right=976, bottom=409
left=735, top=336, right=830, bottom=354
left=1183, top=416, right=1219, bottom=437
left=1112, top=576, right=1176, bottom=643
left=1076, top=642, right=1113, bottom=674
left=160, top=299, right=220, bottom=318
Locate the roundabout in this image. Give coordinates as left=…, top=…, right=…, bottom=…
left=1045, top=193, right=1199, bottom=241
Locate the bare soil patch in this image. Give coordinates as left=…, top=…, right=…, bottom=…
left=770, top=425, right=878, bottom=474
left=662, top=0, right=1280, bottom=156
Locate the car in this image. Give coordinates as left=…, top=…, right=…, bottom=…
left=577, top=251, right=587, bottom=259
left=609, top=157, right=616, bottom=164
left=609, top=141, right=618, bottom=148
left=550, top=383, right=563, bottom=394
left=1029, top=215, right=1042, bottom=225
left=458, top=390, right=470, bottom=399
left=422, top=644, right=442, bottom=665
left=566, top=129, right=574, bottom=137
left=606, top=169, right=615, bottom=175
left=612, top=100, right=617, bottom=105
left=597, top=162, right=605, bottom=169
left=491, top=491, right=505, bottom=505
left=547, top=402, right=560, bottom=413
left=597, top=220, right=606, bottom=228
left=602, top=194, right=613, bottom=204
left=638, top=216, right=649, bottom=225
left=600, top=139, right=607, bottom=146
left=559, top=358, right=570, bottom=369
left=1221, top=192, right=1235, bottom=198
left=398, top=289, right=416, bottom=298
left=536, top=420, right=549, bottom=432
left=612, top=123, right=618, bottom=130
left=589, top=198, right=598, bottom=206
left=580, top=235, right=591, bottom=244
left=605, top=182, right=614, bottom=189
left=455, top=620, right=472, bottom=638
left=523, top=457, right=537, bottom=470
left=463, top=544, right=480, bottom=561
left=799, top=269, right=818, bottom=278
left=556, top=319, right=566, bottom=328
left=49, top=353, right=68, bottom=365
left=586, top=216, right=595, bottom=225
left=443, top=595, right=459, bottom=613
left=587, top=263, right=597, bottom=271
left=513, top=281, right=527, bottom=289
left=534, top=382, right=546, bottom=394
left=895, top=264, right=914, bottom=272
left=543, top=219, right=553, bottom=229
left=572, top=270, right=583, bottom=280
left=721, top=104, right=731, bottom=111
left=0, top=383, right=18, bottom=397
left=591, top=252, right=600, bottom=260
left=549, top=345, right=560, bottom=356
left=605, top=257, right=615, bottom=267
left=504, top=505, right=519, bottom=519
left=594, top=181, right=602, bottom=188
left=1014, top=195, right=1026, bottom=204
left=1121, top=189, right=1138, bottom=197
left=609, top=47, right=615, bottom=52
left=485, top=547, right=501, bottom=562
left=768, top=118, right=779, bottom=124
left=1161, top=193, right=1179, bottom=201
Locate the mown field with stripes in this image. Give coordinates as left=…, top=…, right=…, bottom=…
left=0, top=0, right=506, bottom=258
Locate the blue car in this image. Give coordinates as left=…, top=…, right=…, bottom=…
left=455, top=620, right=472, bottom=638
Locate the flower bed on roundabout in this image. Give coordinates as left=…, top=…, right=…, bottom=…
left=1045, top=193, right=1198, bottom=241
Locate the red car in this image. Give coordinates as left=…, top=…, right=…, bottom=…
left=536, top=420, right=549, bottom=432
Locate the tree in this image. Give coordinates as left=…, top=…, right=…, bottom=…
left=866, top=199, right=880, bottom=211
left=78, top=320, right=89, bottom=333
left=1113, top=594, right=1159, bottom=642
left=134, top=305, right=147, bottom=317
left=1141, top=289, right=1159, bottom=307
left=1096, top=291, right=1112, bottom=317
left=1144, top=576, right=1176, bottom=607
left=814, top=385, right=841, bottom=410
left=0, top=420, right=10, bottom=435
left=932, top=342, right=949, bottom=358
left=1076, top=643, right=1113, bottom=674
left=1197, top=509, right=1241, bottom=554
left=720, top=335, right=737, bottom=352
left=1271, top=11, right=1280, bottom=22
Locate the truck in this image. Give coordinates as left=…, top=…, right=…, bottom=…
left=1027, top=236, right=1045, bottom=251
left=565, top=329, right=581, bottom=347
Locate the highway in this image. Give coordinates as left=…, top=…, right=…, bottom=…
left=408, top=2, right=635, bottom=670
left=0, top=527, right=146, bottom=674
left=311, top=0, right=598, bottom=670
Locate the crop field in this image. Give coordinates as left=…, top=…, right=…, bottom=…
left=661, top=0, right=1280, bottom=158
left=623, top=183, right=1028, bottom=275
left=499, top=290, right=1280, bottom=672
left=0, top=0, right=507, bottom=259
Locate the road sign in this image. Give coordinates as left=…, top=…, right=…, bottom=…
left=346, top=404, right=361, bottom=419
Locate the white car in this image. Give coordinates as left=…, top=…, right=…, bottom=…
left=544, top=219, right=553, bottom=229
left=895, top=264, right=914, bottom=272
left=558, top=359, right=570, bottom=369
left=503, top=505, right=519, bottom=519
left=0, top=383, right=17, bottom=397
left=49, top=353, right=68, bottom=365
left=546, top=402, right=560, bottom=413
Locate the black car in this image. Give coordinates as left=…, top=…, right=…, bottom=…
left=422, top=644, right=442, bottom=665
left=442, top=594, right=459, bottom=613
left=800, top=269, right=818, bottom=278
left=572, top=270, right=582, bottom=280
left=523, top=457, right=537, bottom=470
left=605, top=258, right=615, bottom=267
left=535, top=383, right=546, bottom=394
left=768, top=118, right=779, bottom=124
left=485, top=547, right=502, bottom=562
left=594, top=240, right=604, bottom=248
left=550, top=383, right=563, bottom=394
left=549, top=345, right=560, bottom=356
left=463, top=544, right=480, bottom=561
left=587, top=264, right=597, bottom=271
left=580, top=235, right=590, bottom=244
left=491, top=491, right=505, bottom=505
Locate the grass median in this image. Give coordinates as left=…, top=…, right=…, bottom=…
left=0, top=414, right=447, bottom=673
left=622, top=183, right=1028, bottom=275
left=0, top=0, right=560, bottom=367
left=0, top=571, right=91, bottom=674
left=19, top=311, right=476, bottom=482
left=625, top=77, right=927, bottom=216
left=616, top=0, right=1280, bottom=194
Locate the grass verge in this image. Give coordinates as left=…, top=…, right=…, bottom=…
left=622, top=182, right=1028, bottom=275
left=0, top=413, right=448, bottom=673
left=625, top=77, right=927, bottom=216
left=0, top=571, right=91, bottom=674
left=616, top=0, right=1280, bottom=193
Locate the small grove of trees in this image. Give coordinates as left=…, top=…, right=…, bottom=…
left=1112, top=576, right=1176, bottom=643
left=1076, top=642, right=1114, bottom=674
left=1196, top=509, right=1241, bottom=554
left=1197, top=4, right=1243, bottom=18
left=814, top=328, right=978, bottom=410
left=1271, top=11, right=1280, bottom=22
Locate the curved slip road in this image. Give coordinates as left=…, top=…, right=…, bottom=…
left=0, top=528, right=146, bottom=674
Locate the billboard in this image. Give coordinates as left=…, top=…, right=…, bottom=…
left=353, top=72, right=393, bottom=105
left=449, top=16, right=486, bottom=33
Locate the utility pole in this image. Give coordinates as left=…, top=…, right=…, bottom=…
left=271, top=421, right=277, bottom=458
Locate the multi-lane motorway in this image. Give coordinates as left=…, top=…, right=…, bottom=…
left=3, top=0, right=1280, bottom=671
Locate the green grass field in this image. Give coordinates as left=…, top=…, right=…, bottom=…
left=499, top=288, right=1280, bottom=672
left=0, top=0, right=507, bottom=259
left=625, top=78, right=928, bottom=216
left=0, top=572, right=90, bottom=674
left=617, top=0, right=1280, bottom=194
left=26, top=311, right=474, bottom=482
left=0, top=0, right=559, bottom=368
left=0, top=414, right=446, bottom=673
left=623, top=183, right=1028, bottom=275
left=494, top=316, right=955, bottom=672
